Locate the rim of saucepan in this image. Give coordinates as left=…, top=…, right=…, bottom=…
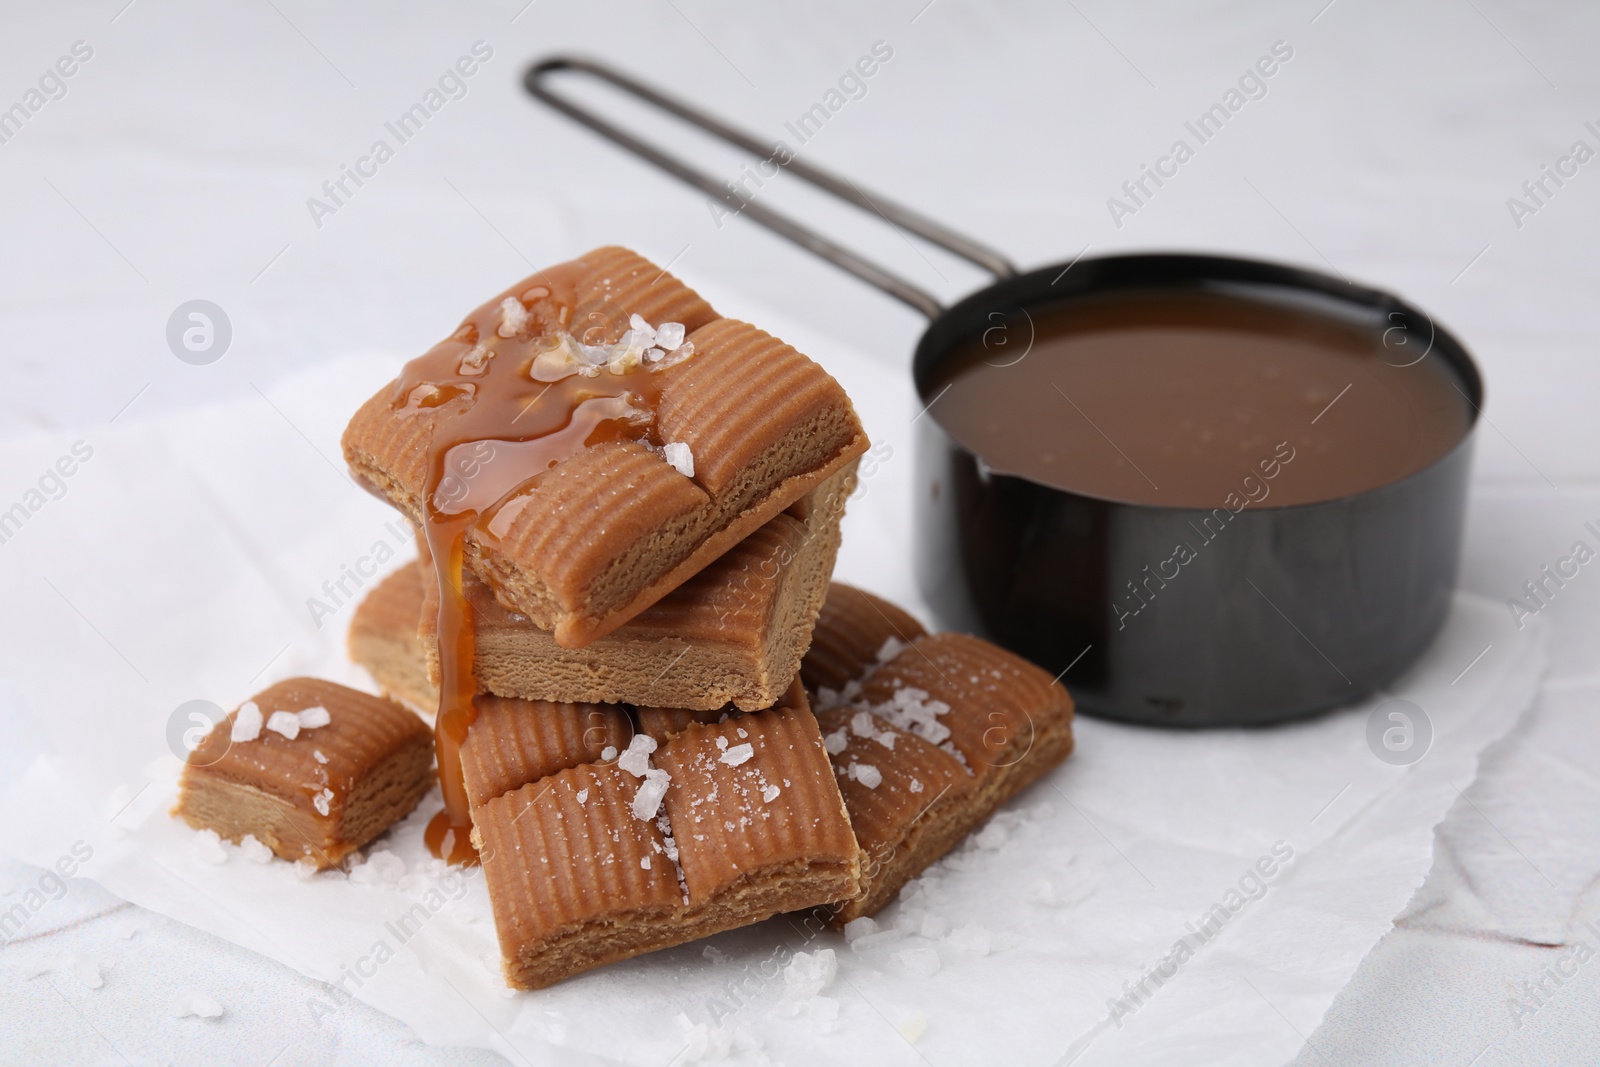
left=911, top=251, right=1484, bottom=514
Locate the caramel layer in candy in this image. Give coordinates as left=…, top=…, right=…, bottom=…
left=800, top=582, right=927, bottom=695
left=341, top=246, right=869, bottom=649
left=633, top=675, right=809, bottom=741
left=421, top=466, right=853, bottom=711
left=349, top=563, right=438, bottom=713
left=471, top=704, right=860, bottom=990
left=802, top=588, right=1075, bottom=923
left=174, top=679, right=433, bottom=870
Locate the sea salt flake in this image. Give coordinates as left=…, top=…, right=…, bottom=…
left=497, top=296, right=529, bottom=337
left=266, top=711, right=300, bottom=740
left=761, top=784, right=781, bottom=803
left=576, top=788, right=589, bottom=806
left=782, top=948, right=838, bottom=1003
left=618, top=734, right=658, bottom=777
left=823, top=728, right=849, bottom=755
left=655, top=321, right=685, bottom=349
left=640, top=856, right=652, bottom=870
left=238, top=835, right=273, bottom=864
left=297, top=705, right=330, bottom=729
left=600, top=745, right=618, bottom=762
left=231, top=702, right=262, bottom=743
left=313, top=749, right=328, bottom=764
left=843, top=916, right=879, bottom=942
left=876, top=636, right=908, bottom=663
left=663, top=441, right=695, bottom=478
left=459, top=343, right=494, bottom=375
left=632, top=768, right=672, bottom=821
left=850, top=711, right=876, bottom=738
left=850, top=763, right=883, bottom=789
left=908, top=777, right=924, bottom=793
left=170, top=992, right=225, bottom=1019
left=192, top=828, right=227, bottom=865
left=719, top=743, right=754, bottom=767
left=312, top=788, right=334, bottom=817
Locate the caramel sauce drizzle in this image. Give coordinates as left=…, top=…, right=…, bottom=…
left=396, top=264, right=675, bottom=864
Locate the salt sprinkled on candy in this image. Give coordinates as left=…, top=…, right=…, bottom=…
left=575, top=788, right=589, bottom=806
left=640, top=856, right=652, bottom=870
left=655, top=321, right=685, bottom=350
left=663, top=441, right=695, bottom=478
left=761, top=784, right=781, bottom=803
left=823, top=727, right=848, bottom=755
left=266, top=711, right=301, bottom=740
left=600, top=745, right=618, bottom=762
left=876, top=636, right=908, bottom=663
left=628, top=313, right=657, bottom=347
left=908, top=777, right=924, bottom=794
left=297, top=706, right=331, bottom=729
left=618, top=734, right=658, bottom=777
left=459, top=343, right=494, bottom=375
left=850, top=711, right=876, bottom=738
left=312, top=788, right=334, bottom=817
left=719, top=743, right=754, bottom=767
left=631, top=768, right=671, bottom=820
left=313, top=749, right=328, bottom=764
left=497, top=296, right=529, bottom=337
left=231, top=702, right=262, bottom=743
left=170, top=992, right=225, bottom=1019
left=849, top=763, right=883, bottom=789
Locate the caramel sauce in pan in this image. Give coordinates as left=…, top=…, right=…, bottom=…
left=394, top=264, right=674, bottom=864
left=932, top=289, right=1471, bottom=509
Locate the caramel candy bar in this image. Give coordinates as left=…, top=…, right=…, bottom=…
left=458, top=696, right=633, bottom=809
left=174, top=679, right=433, bottom=870
left=349, top=564, right=439, bottom=712
left=342, top=246, right=869, bottom=649
left=421, top=467, right=852, bottom=711
left=803, top=586, right=1075, bottom=922
left=471, top=704, right=860, bottom=989
left=800, top=581, right=927, bottom=695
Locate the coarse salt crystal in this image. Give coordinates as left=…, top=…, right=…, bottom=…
left=297, top=706, right=330, bottom=729
left=876, top=636, right=908, bottom=663
left=192, top=828, right=227, bottom=865
left=920, top=913, right=950, bottom=939
left=908, top=777, right=924, bottom=794
left=497, top=296, right=529, bottom=337
left=850, top=711, right=876, bottom=738
left=975, top=822, right=1008, bottom=851
left=850, top=763, right=883, bottom=789
left=631, top=768, right=671, bottom=821
left=238, top=835, right=273, bottom=864
left=231, top=702, right=262, bottom=743
left=663, top=441, right=694, bottom=478
left=628, top=313, right=657, bottom=347
left=782, top=948, right=838, bottom=1002
left=600, top=745, right=618, bottom=762
left=842, top=916, right=879, bottom=942
left=576, top=788, right=589, bottom=805
left=719, top=743, right=754, bottom=767
left=618, top=734, right=658, bottom=777
left=823, top=728, right=848, bottom=755
left=266, top=711, right=300, bottom=740
left=459, top=343, right=494, bottom=375
left=312, top=788, right=334, bottom=817
left=313, top=750, right=328, bottom=764
left=640, top=856, right=652, bottom=870
left=655, top=321, right=685, bottom=349
left=761, top=784, right=780, bottom=803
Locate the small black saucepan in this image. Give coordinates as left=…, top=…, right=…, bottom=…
left=524, top=57, right=1482, bottom=728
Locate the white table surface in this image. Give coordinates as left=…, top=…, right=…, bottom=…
left=1, top=1, right=1596, bottom=1063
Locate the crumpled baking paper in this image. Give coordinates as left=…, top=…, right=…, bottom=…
left=0, top=352, right=1545, bottom=1065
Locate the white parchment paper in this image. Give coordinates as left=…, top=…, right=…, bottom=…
left=0, top=352, right=1545, bottom=1066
